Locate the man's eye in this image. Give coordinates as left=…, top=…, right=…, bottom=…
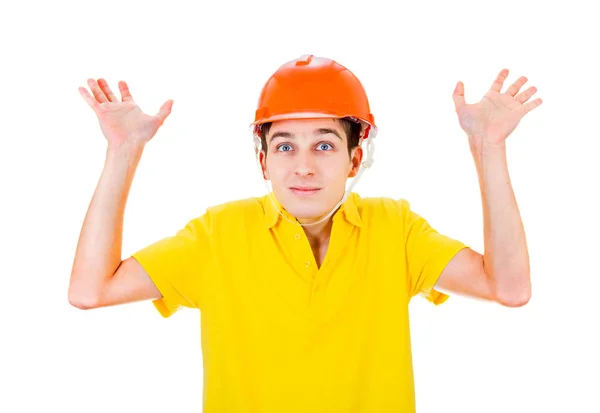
left=277, top=144, right=292, bottom=152
left=317, top=143, right=333, bottom=151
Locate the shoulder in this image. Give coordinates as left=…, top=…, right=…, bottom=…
left=352, top=193, right=412, bottom=221
left=186, top=196, right=265, bottom=230
left=207, top=196, right=264, bottom=217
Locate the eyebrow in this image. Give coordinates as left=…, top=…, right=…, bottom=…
left=270, top=128, right=343, bottom=142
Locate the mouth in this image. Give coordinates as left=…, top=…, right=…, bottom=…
left=289, top=187, right=321, bottom=196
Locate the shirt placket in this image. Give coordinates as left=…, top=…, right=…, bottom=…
left=275, top=221, right=318, bottom=286
left=309, top=218, right=357, bottom=320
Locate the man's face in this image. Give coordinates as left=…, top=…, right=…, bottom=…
left=259, top=118, right=362, bottom=223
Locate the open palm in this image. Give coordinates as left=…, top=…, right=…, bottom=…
left=79, top=78, right=173, bottom=148
left=452, top=69, right=542, bottom=149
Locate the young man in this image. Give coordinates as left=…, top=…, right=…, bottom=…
left=69, top=55, right=541, bottom=412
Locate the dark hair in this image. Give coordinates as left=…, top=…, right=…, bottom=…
left=258, top=117, right=362, bottom=158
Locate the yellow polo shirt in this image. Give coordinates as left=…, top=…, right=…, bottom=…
left=132, top=192, right=468, bottom=412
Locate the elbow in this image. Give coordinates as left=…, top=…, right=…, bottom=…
left=68, top=287, right=100, bottom=310
left=495, top=286, right=531, bottom=308
left=489, top=269, right=531, bottom=307
left=69, top=294, right=98, bottom=310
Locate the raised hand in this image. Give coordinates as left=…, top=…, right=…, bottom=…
left=452, top=69, right=542, bottom=151
left=79, top=78, right=173, bottom=149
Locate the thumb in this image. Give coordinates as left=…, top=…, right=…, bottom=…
left=452, top=81, right=465, bottom=110
left=155, top=99, right=174, bottom=126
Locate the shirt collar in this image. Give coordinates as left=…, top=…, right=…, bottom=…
left=263, top=191, right=362, bottom=229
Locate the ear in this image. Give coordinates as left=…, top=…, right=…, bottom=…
left=259, top=150, right=270, bottom=180
left=348, top=145, right=363, bottom=178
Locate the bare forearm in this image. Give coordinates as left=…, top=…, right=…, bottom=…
left=68, top=143, right=145, bottom=305
left=471, top=142, right=531, bottom=305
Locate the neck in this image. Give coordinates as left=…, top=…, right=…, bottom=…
left=298, top=216, right=333, bottom=246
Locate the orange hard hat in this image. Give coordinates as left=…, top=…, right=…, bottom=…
left=252, top=54, right=376, bottom=139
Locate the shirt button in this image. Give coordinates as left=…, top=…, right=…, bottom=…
left=313, top=284, right=320, bottom=292
left=294, top=233, right=301, bottom=240
left=305, top=261, right=311, bottom=268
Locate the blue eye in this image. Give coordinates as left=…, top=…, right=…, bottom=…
left=317, top=143, right=333, bottom=151
left=277, top=144, right=292, bottom=152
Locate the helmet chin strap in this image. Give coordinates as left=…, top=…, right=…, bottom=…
left=253, top=127, right=377, bottom=228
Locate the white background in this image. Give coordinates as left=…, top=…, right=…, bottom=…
left=1, top=0, right=598, bottom=412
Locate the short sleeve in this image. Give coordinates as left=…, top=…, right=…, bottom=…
left=131, top=214, right=210, bottom=318
left=400, top=200, right=468, bottom=305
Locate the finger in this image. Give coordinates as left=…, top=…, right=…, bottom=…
left=521, top=98, right=543, bottom=114
left=505, top=76, right=528, bottom=97
left=98, top=78, right=118, bottom=102
left=79, top=87, right=100, bottom=111
left=118, top=80, right=134, bottom=102
left=452, top=81, right=465, bottom=109
left=87, top=78, right=108, bottom=103
left=155, top=99, right=174, bottom=125
left=515, top=86, right=537, bottom=104
left=489, top=68, right=509, bottom=92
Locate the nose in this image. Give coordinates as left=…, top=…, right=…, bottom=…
left=294, top=150, right=316, bottom=177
